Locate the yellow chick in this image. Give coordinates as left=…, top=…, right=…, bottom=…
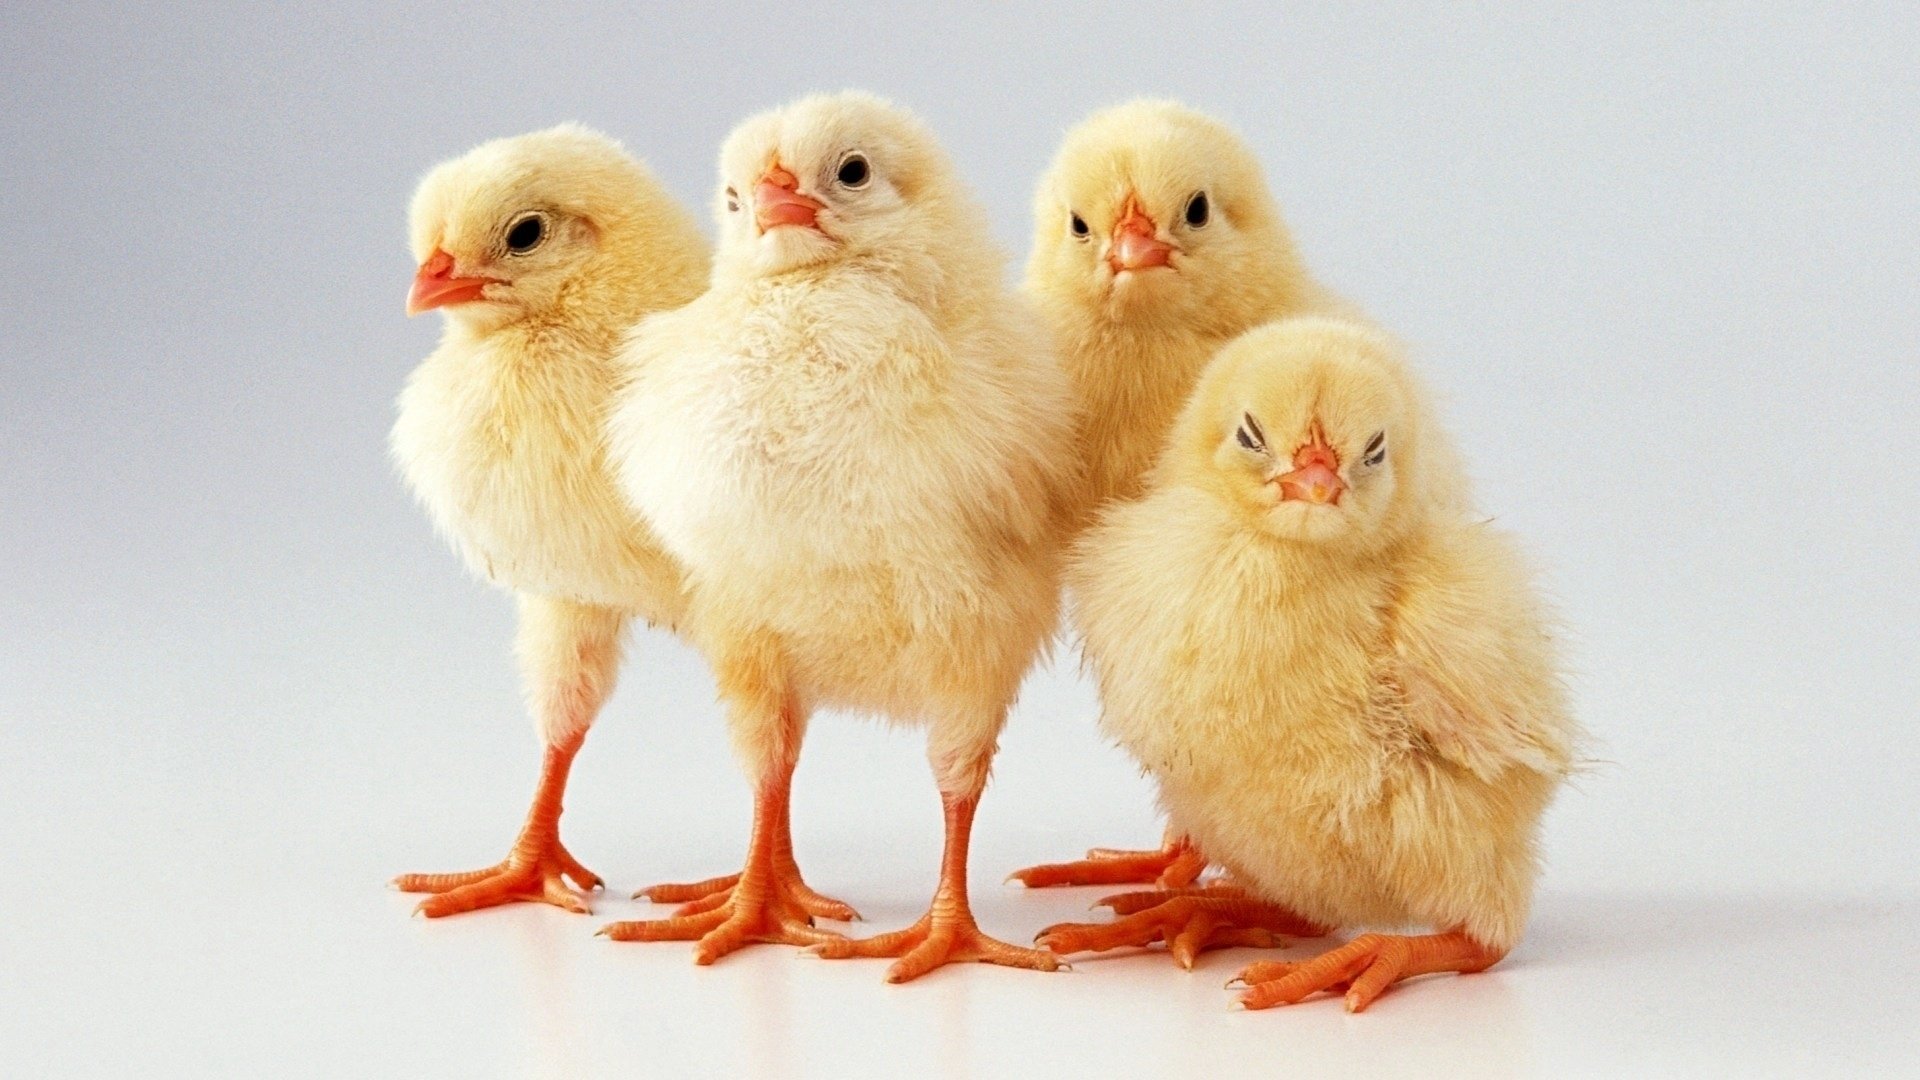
left=1036, top=318, right=1579, bottom=1012
left=602, top=92, right=1073, bottom=982
left=1012, top=100, right=1343, bottom=890
left=389, top=125, right=711, bottom=917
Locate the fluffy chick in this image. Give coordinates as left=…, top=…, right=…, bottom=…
left=389, top=125, right=710, bottom=916
left=1013, top=100, right=1343, bottom=890
left=603, top=92, right=1074, bottom=981
left=1036, top=318, right=1578, bottom=1012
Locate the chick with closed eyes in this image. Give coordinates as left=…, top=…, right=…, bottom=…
left=603, top=93, right=1075, bottom=981
left=1036, top=318, right=1579, bottom=1011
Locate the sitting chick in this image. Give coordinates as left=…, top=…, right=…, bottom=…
left=1010, top=100, right=1343, bottom=891
left=602, top=92, right=1074, bottom=982
left=1037, top=318, right=1579, bottom=1012
left=390, top=126, right=709, bottom=916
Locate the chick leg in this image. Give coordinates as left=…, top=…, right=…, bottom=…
left=599, top=685, right=850, bottom=961
left=1233, top=930, right=1505, bottom=1013
left=1035, top=887, right=1329, bottom=969
left=393, top=596, right=619, bottom=917
left=632, top=807, right=859, bottom=922
left=815, top=747, right=1063, bottom=983
left=1008, top=828, right=1209, bottom=889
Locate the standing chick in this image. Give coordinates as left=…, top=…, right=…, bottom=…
left=603, top=92, right=1073, bottom=981
left=1036, top=318, right=1578, bottom=1011
left=1011, top=100, right=1342, bottom=890
left=390, top=126, right=710, bottom=916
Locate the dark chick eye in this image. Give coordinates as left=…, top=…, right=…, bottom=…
left=725, top=187, right=740, bottom=212
left=1363, top=431, right=1387, bottom=466
left=836, top=154, right=870, bottom=187
left=1236, top=411, right=1267, bottom=451
left=1185, top=191, right=1210, bottom=228
left=1070, top=213, right=1089, bottom=238
left=505, top=213, right=546, bottom=254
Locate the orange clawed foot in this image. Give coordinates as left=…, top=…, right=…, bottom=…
left=601, top=757, right=853, bottom=964
left=631, top=866, right=860, bottom=924
left=394, top=836, right=602, bottom=917
left=394, top=734, right=602, bottom=917
left=816, top=786, right=1063, bottom=982
left=600, top=860, right=852, bottom=963
left=814, top=907, right=1062, bottom=983
left=1008, top=833, right=1207, bottom=889
left=1036, top=887, right=1330, bottom=969
left=1231, top=930, right=1505, bottom=1013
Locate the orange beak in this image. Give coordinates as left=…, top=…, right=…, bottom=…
left=754, top=163, right=826, bottom=233
left=407, top=249, right=498, bottom=316
left=1108, top=196, right=1174, bottom=273
left=1276, top=426, right=1346, bottom=505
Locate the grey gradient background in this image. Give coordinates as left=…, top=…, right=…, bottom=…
left=3, top=3, right=1916, bottom=1077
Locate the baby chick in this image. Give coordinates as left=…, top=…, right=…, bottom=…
left=389, top=125, right=711, bottom=917
left=1036, top=318, right=1578, bottom=1011
left=603, top=92, right=1073, bottom=982
left=1012, top=100, right=1341, bottom=890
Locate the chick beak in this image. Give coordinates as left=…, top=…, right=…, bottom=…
left=407, top=249, right=497, bottom=316
left=1108, top=197, right=1174, bottom=274
left=1276, top=429, right=1346, bottom=505
left=755, top=163, right=826, bottom=234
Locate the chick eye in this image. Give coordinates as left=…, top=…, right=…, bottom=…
left=504, top=212, right=547, bottom=254
left=1363, top=431, right=1387, bottom=467
left=725, top=187, right=740, bottom=212
left=1236, top=411, right=1267, bottom=452
left=836, top=153, right=871, bottom=188
left=1184, top=192, right=1210, bottom=228
left=1070, top=213, right=1089, bottom=239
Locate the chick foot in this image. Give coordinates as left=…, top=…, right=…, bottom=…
left=393, top=733, right=601, bottom=917
left=816, top=786, right=1061, bottom=982
left=1036, top=890, right=1328, bottom=969
left=814, top=906, right=1062, bottom=983
left=1232, top=930, right=1504, bottom=1013
left=1008, top=832, right=1207, bottom=889
left=600, top=861, right=848, bottom=963
left=601, top=761, right=849, bottom=963
left=635, top=866, right=858, bottom=923
left=395, top=838, right=601, bottom=917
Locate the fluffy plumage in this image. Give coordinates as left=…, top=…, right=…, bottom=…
left=1012, top=100, right=1343, bottom=890
left=1042, top=317, right=1578, bottom=1010
left=603, top=92, right=1074, bottom=980
left=389, top=125, right=710, bottom=916
left=1025, top=99, right=1343, bottom=523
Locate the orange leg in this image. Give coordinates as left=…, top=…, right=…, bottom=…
left=1008, top=829, right=1208, bottom=889
left=815, top=786, right=1062, bottom=983
left=1233, top=930, right=1505, bottom=1013
left=1035, top=887, right=1329, bottom=969
left=633, top=807, right=858, bottom=922
left=599, top=755, right=850, bottom=963
left=393, top=733, right=603, bottom=917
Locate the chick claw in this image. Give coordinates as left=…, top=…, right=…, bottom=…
left=636, top=871, right=860, bottom=923
left=601, top=872, right=850, bottom=964
left=812, top=911, right=1063, bottom=983
left=394, top=840, right=602, bottom=918
left=1036, top=893, right=1328, bottom=970
left=1232, top=931, right=1504, bottom=1013
left=1008, top=835, right=1208, bottom=889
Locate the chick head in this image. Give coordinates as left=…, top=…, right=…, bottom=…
left=713, top=91, right=975, bottom=283
left=407, top=124, right=671, bottom=331
left=1029, top=100, right=1284, bottom=327
left=1169, top=317, right=1429, bottom=548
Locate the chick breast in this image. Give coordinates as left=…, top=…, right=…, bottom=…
left=613, top=269, right=1073, bottom=720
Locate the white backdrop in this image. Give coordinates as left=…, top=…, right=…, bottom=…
left=3, top=3, right=1915, bottom=1077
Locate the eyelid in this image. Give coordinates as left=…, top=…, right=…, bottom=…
left=1241, top=412, right=1267, bottom=448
